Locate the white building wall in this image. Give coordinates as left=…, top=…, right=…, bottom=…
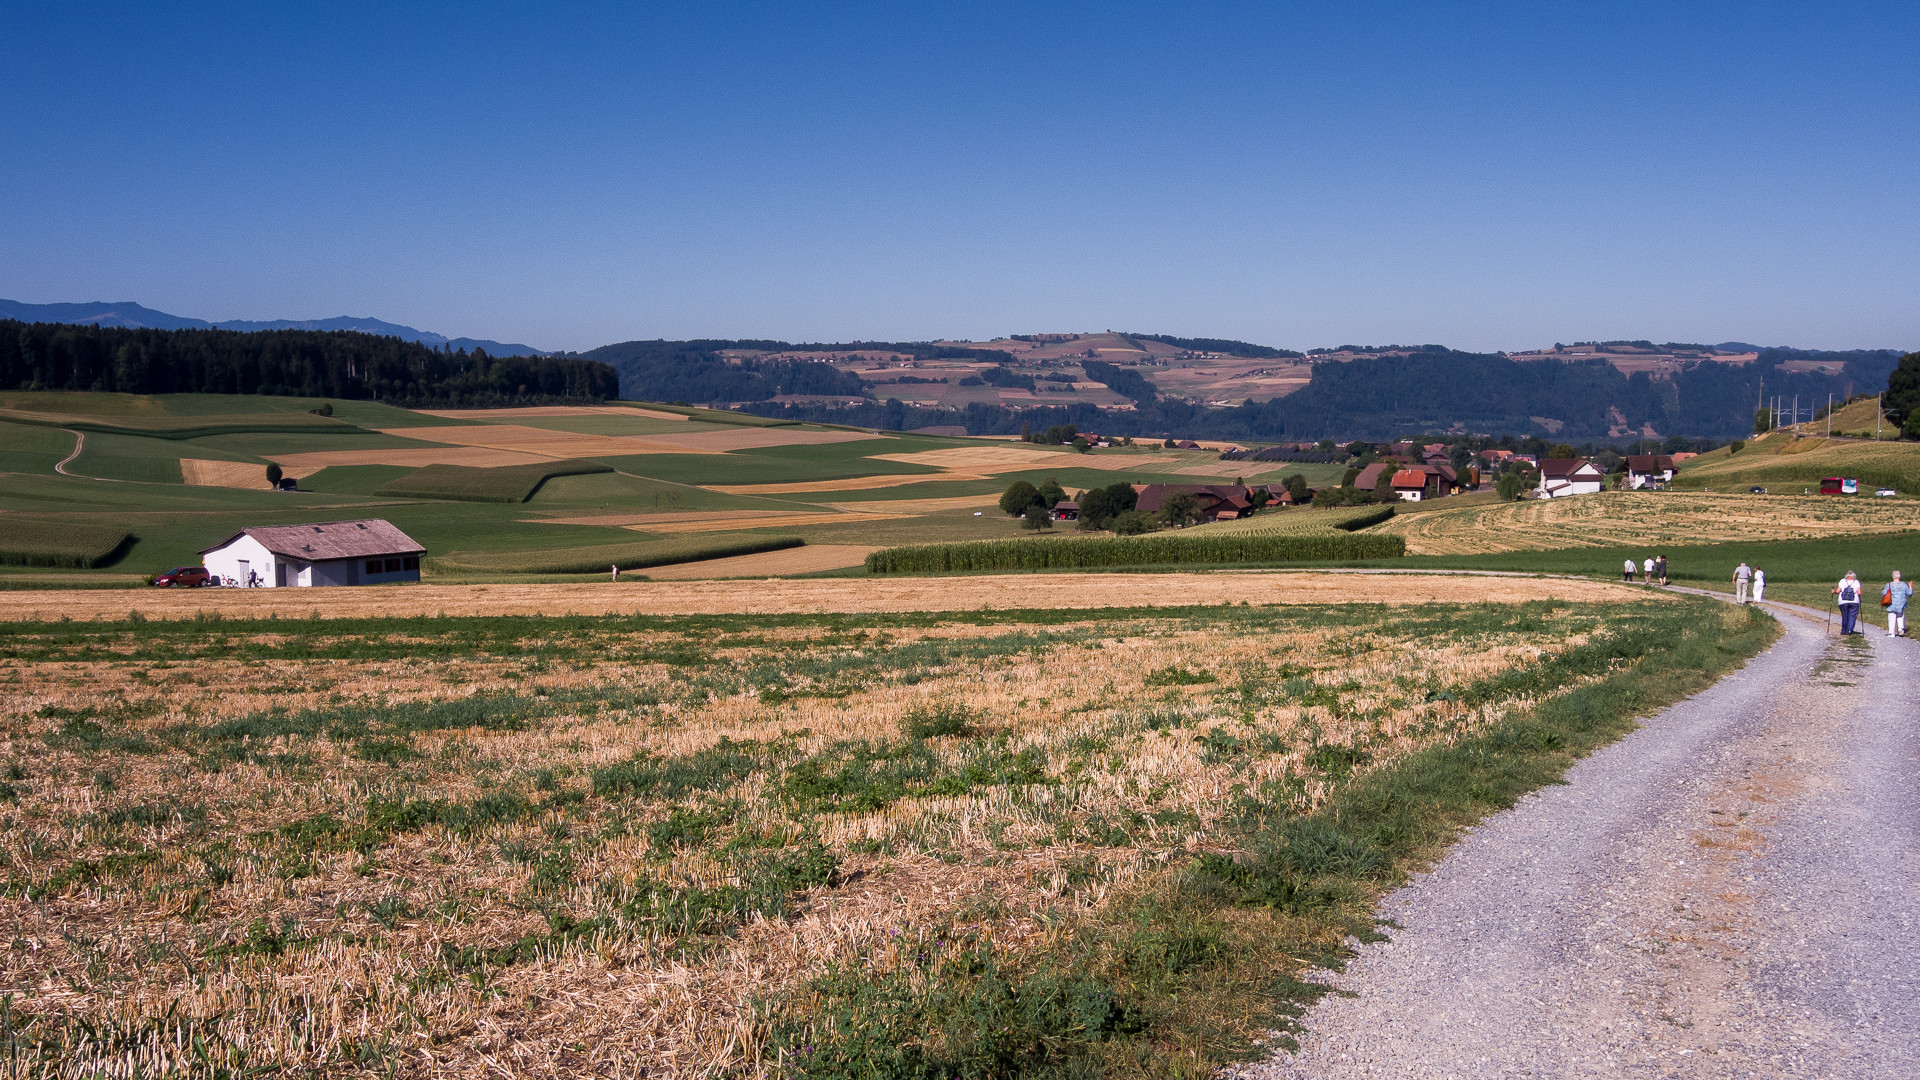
left=201, top=535, right=280, bottom=587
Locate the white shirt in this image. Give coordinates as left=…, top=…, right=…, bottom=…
left=1643, top=559, right=1654, bottom=572
left=1837, top=577, right=1861, bottom=601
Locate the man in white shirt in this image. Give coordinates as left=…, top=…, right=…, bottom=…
left=1732, top=562, right=1752, bottom=604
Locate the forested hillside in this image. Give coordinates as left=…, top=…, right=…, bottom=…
left=0, top=320, right=616, bottom=405
left=583, top=338, right=1012, bottom=403
left=745, top=347, right=1905, bottom=440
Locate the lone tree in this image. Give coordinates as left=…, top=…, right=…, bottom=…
left=1021, top=504, right=1053, bottom=531
left=1282, top=473, right=1310, bottom=503
left=265, top=462, right=283, bottom=487
left=999, top=481, right=1042, bottom=517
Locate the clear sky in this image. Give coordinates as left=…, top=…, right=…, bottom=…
left=2, top=2, right=1915, bottom=353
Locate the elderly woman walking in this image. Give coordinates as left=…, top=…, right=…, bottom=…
left=1882, top=571, right=1912, bottom=638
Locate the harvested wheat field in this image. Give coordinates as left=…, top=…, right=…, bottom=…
left=180, top=459, right=321, bottom=488
left=636, top=543, right=880, bottom=579
left=533, top=510, right=911, bottom=534
left=1371, top=491, right=1920, bottom=555
left=0, top=590, right=1763, bottom=1076
left=827, top=493, right=1003, bottom=513
left=0, top=572, right=1647, bottom=622
left=639, top=429, right=883, bottom=452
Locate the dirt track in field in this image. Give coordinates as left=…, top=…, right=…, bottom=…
left=5, top=573, right=1654, bottom=622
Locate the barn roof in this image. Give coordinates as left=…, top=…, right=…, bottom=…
left=200, top=519, right=426, bottom=561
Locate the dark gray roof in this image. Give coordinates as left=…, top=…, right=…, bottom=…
left=200, top=519, right=425, bottom=560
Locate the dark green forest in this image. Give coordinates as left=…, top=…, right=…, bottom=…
left=580, top=338, right=1017, bottom=403
left=0, top=320, right=617, bottom=405
left=741, top=347, right=1907, bottom=440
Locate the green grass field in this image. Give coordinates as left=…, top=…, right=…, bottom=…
left=373, top=459, right=614, bottom=503
left=1673, top=431, right=1920, bottom=493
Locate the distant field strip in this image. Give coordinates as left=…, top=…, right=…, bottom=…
left=639, top=428, right=884, bottom=452
left=434, top=535, right=804, bottom=575
left=0, top=572, right=1653, bottom=620
left=418, top=405, right=690, bottom=421
left=179, top=459, right=321, bottom=488
left=637, top=512, right=913, bottom=534
left=374, top=459, right=612, bottom=503
left=867, top=530, right=1403, bottom=572
left=708, top=473, right=993, bottom=494
left=827, top=493, right=1003, bottom=513
left=636, top=543, right=880, bottom=578
left=1371, top=491, right=1920, bottom=555
left=270, top=446, right=548, bottom=469
left=375, top=424, right=714, bottom=458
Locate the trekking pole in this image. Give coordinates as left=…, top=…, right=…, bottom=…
left=1826, top=593, right=1835, bottom=636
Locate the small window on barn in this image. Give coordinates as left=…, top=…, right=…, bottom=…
left=384, top=558, right=401, bottom=573
left=403, top=556, right=420, bottom=571
left=366, top=560, right=381, bottom=574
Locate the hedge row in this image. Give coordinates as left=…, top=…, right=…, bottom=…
left=864, top=531, right=1405, bottom=573
left=375, top=459, right=613, bottom=503
left=0, top=520, right=134, bottom=568
left=437, top=536, right=805, bottom=575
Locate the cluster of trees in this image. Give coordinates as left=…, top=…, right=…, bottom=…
left=0, top=320, right=616, bottom=405
left=1882, top=352, right=1920, bottom=438
left=1022, top=423, right=1088, bottom=449
left=1121, top=333, right=1303, bottom=359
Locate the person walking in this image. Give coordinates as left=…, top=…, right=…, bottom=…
left=1882, top=571, right=1912, bottom=637
left=1733, top=561, right=1753, bottom=604
left=1753, top=567, right=1765, bottom=602
left=1624, top=557, right=1636, bottom=583
left=1642, top=556, right=1655, bottom=584
left=1655, top=555, right=1668, bottom=587
left=1834, top=571, right=1863, bottom=635
left=611, top=563, right=620, bottom=583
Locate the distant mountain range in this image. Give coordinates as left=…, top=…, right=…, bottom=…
left=0, top=299, right=547, bottom=357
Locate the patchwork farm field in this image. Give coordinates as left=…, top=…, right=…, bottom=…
left=0, top=392, right=1279, bottom=581
left=1368, top=491, right=1920, bottom=555
left=0, top=592, right=1773, bottom=1077
left=1670, top=431, right=1920, bottom=493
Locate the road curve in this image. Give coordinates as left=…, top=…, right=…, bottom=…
left=1247, top=602, right=1920, bottom=1079
left=53, top=428, right=83, bottom=475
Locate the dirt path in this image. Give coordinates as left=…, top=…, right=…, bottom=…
left=1248, top=603, right=1920, bottom=1078
left=53, top=429, right=83, bottom=476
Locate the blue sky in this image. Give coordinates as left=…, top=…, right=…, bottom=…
left=2, top=2, right=1915, bottom=352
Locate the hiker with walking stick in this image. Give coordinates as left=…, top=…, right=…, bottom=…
left=1834, top=571, right=1864, bottom=635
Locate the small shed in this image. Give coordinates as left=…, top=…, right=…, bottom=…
left=200, top=519, right=426, bottom=588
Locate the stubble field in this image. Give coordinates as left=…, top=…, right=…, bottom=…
left=1368, top=491, right=1920, bottom=555
left=0, top=592, right=1774, bottom=1078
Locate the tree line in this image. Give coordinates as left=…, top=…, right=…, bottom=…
left=0, top=320, right=617, bottom=405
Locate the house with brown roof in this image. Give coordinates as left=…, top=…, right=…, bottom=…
left=199, top=519, right=425, bottom=588
left=1051, top=500, right=1080, bottom=521
left=1624, top=454, right=1676, bottom=489
left=1536, top=458, right=1605, bottom=498
left=1134, top=483, right=1254, bottom=522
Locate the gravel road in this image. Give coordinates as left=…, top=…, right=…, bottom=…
left=1245, top=602, right=1920, bottom=1079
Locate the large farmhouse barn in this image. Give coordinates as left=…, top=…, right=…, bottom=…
left=1536, top=458, right=1606, bottom=498
left=200, top=519, right=425, bottom=588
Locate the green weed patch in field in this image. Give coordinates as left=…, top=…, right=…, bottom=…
left=435, top=534, right=804, bottom=575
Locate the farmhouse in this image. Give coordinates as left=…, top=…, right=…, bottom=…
left=1391, top=469, right=1429, bottom=501
left=1051, top=500, right=1080, bottom=522
left=1624, top=454, right=1676, bottom=489
left=1134, top=483, right=1254, bottom=522
left=200, top=519, right=425, bottom=588
left=1537, top=458, right=1605, bottom=498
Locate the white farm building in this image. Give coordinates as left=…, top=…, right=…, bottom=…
left=199, top=519, right=425, bottom=588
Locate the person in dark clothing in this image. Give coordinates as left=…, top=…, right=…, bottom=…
left=1834, top=571, right=1864, bottom=635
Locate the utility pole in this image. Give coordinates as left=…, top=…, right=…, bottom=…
left=1828, top=393, right=1833, bottom=437
left=1878, top=393, right=1884, bottom=440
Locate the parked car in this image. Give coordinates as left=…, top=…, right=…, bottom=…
left=151, top=566, right=212, bottom=588
left=1749, top=486, right=1767, bottom=494
left=1877, top=488, right=1899, bottom=497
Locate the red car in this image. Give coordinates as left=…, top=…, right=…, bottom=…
left=151, top=566, right=213, bottom=588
